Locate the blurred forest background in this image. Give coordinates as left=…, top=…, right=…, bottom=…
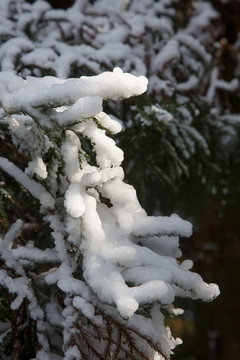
left=0, top=0, right=240, bottom=359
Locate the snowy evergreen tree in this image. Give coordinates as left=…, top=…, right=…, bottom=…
left=0, top=0, right=239, bottom=209
left=1, top=0, right=239, bottom=358
left=0, top=68, right=219, bottom=359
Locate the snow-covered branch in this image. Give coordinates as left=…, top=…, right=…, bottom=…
left=0, top=69, right=219, bottom=359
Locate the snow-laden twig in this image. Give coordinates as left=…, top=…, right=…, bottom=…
left=0, top=156, right=55, bottom=209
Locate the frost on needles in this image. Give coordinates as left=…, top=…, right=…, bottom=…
left=0, top=68, right=219, bottom=360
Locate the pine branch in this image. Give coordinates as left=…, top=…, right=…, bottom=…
left=96, top=306, right=168, bottom=360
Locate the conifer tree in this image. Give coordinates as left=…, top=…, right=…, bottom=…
left=0, top=67, right=220, bottom=359
left=1, top=1, right=239, bottom=358
left=0, top=0, right=239, bottom=210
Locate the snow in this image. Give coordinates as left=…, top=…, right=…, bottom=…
left=82, top=120, right=124, bottom=168
left=0, top=38, right=33, bottom=71
left=0, top=50, right=220, bottom=358
left=56, top=96, right=103, bottom=126
left=0, top=68, right=147, bottom=113
left=151, top=39, right=179, bottom=72
left=72, top=296, right=95, bottom=319
left=0, top=228, right=51, bottom=358
left=0, top=157, right=55, bottom=209
left=176, top=32, right=211, bottom=63
left=95, top=112, right=122, bottom=134
left=131, top=280, right=175, bottom=305
left=64, top=346, right=82, bottom=360
left=176, top=75, right=199, bottom=92
left=26, top=156, right=48, bottom=179
left=12, top=247, right=59, bottom=263
left=3, top=219, right=23, bottom=250
left=206, top=67, right=239, bottom=104
left=133, top=214, right=192, bottom=238
left=61, top=130, right=81, bottom=180
left=65, top=183, right=86, bottom=218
